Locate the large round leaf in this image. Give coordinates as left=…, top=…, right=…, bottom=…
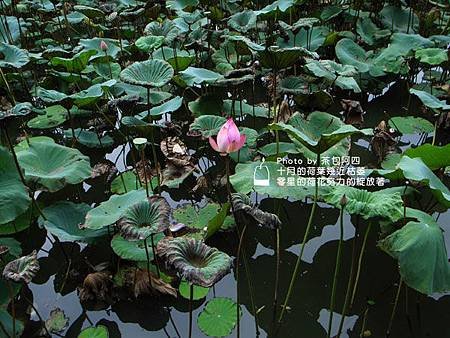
left=388, top=116, right=434, bottom=134
left=0, top=43, right=29, bottom=68
left=189, top=115, right=226, bottom=137
left=39, top=201, right=108, bottom=243
left=228, top=10, right=257, bottom=33
left=0, top=147, right=31, bottom=224
left=197, top=297, right=242, bottom=337
left=379, top=220, right=450, bottom=294
left=83, top=189, right=147, bottom=230
left=17, top=141, right=92, bottom=192
left=111, top=233, right=163, bottom=261
left=120, top=59, right=174, bottom=88
left=415, top=48, right=448, bottom=65
left=335, top=38, right=370, bottom=73
left=259, top=46, right=317, bottom=69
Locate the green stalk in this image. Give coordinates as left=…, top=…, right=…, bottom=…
left=150, top=234, right=160, bottom=278
left=188, top=283, right=194, bottom=338
left=278, top=152, right=320, bottom=325
left=350, top=222, right=372, bottom=307
left=386, top=279, right=403, bottom=337
left=327, top=201, right=345, bottom=338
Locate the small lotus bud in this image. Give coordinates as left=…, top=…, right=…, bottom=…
left=340, top=194, right=348, bottom=207
left=132, top=137, right=147, bottom=151
left=100, top=40, right=108, bottom=51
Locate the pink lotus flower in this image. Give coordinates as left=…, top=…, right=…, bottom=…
left=209, top=118, right=246, bottom=155
left=100, top=40, right=108, bottom=51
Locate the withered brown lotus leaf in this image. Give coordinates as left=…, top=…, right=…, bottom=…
left=2, top=250, right=40, bottom=284
left=126, top=268, right=177, bottom=298
left=231, top=193, right=281, bottom=229
left=78, top=271, right=112, bottom=302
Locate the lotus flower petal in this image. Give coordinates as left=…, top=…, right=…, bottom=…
left=157, top=237, right=232, bottom=287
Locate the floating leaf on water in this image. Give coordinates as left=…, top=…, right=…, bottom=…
left=45, top=308, right=69, bottom=333
left=179, top=279, right=209, bottom=300
left=78, top=325, right=109, bottom=338
left=197, top=297, right=242, bottom=337
left=2, top=250, right=39, bottom=284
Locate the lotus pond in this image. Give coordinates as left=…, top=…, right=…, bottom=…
left=1, top=0, right=450, bottom=337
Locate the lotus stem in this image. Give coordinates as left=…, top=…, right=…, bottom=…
left=150, top=234, right=160, bottom=278
left=21, top=292, right=51, bottom=337
left=143, top=237, right=153, bottom=282
left=350, top=222, right=372, bottom=307
left=235, top=222, right=248, bottom=338
left=386, top=278, right=403, bottom=337
left=278, top=152, right=320, bottom=326
left=6, top=281, right=16, bottom=338
left=168, top=308, right=181, bottom=338
left=188, top=283, right=194, bottom=338
left=337, top=216, right=359, bottom=337
left=140, top=149, right=150, bottom=198
left=146, top=87, right=161, bottom=192
left=271, top=199, right=281, bottom=333
left=359, top=306, right=369, bottom=338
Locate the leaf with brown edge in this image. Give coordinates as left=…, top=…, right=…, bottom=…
left=125, top=268, right=177, bottom=298
left=2, top=250, right=39, bottom=284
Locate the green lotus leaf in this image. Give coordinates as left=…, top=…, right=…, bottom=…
left=305, top=59, right=361, bottom=92
left=0, top=146, right=31, bottom=224
left=120, top=59, right=174, bottom=88
left=179, top=279, right=209, bottom=300
left=259, top=46, right=318, bottom=69
left=269, top=111, right=372, bottom=154
left=404, top=144, right=450, bottom=170
left=39, top=201, right=108, bottom=243
left=173, top=203, right=230, bottom=230
left=0, top=207, right=36, bottom=235
left=0, top=15, right=27, bottom=44
left=150, top=96, right=182, bottom=116
left=0, top=43, right=29, bottom=68
left=231, top=193, right=281, bottom=229
left=0, top=237, right=21, bottom=259
left=278, top=76, right=309, bottom=95
left=415, top=48, right=448, bottom=65
left=379, top=220, right=450, bottom=294
left=179, top=67, right=223, bottom=85
left=398, top=156, right=450, bottom=207
left=0, top=102, right=33, bottom=121
left=278, top=26, right=330, bottom=51
left=388, top=116, right=434, bottom=134
left=2, top=250, right=39, bottom=284
left=197, top=297, right=242, bottom=337
left=118, top=197, right=171, bottom=241
left=83, top=189, right=148, bottom=230
left=380, top=5, right=419, bottom=33
left=189, top=115, right=226, bottom=137
left=111, top=233, right=164, bottom=261
left=17, top=141, right=91, bottom=192
left=230, top=161, right=313, bottom=201
left=188, top=94, right=223, bottom=117
left=78, top=325, right=109, bottom=338
left=63, top=128, right=114, bottom=148
left=356, top=18, right=391, bottom=46
left=279, top=17, right=319, bottom=31
left=222, top=100, right=270, bottom=118
left=228, top=10, right=257, bottom=33
left=166, top=0, right=198, bottom=10
left=409, top=88, right=450, bottom=110
left=14, top=136, right=55, bottom=153
left=27, top=105, right=68, bottom=129
left=71, top=79, right=116, bottom=107
left=157, top=237, right=232, bottom=287
left=135, top=35, right=165, bottom=53
left=323, top=186, right=403, bottom=222
left=224, top=35, right=264, bottom=53
left=50, top=49, right=97, bottom=73
left=258, top=142, right=299, bottom=158
left=79, top=38, right=125, bottom=60
left=45, top=308, right=69, bottom=334
left=0, top=308, right=24, bottom=337
left=144, top=20, right=179, bottom=45
left=320, top=5, right=342, bottom=21
left=335, top=38, right=371, bottom=73
left=110, top=171, right=144, bottom=194
left=73, top=5, right=105, bottom=18
left=257, top=0, right=295, bottom=16
left=93, top=61, right=121, bottom=80
left=35, top=87, right=70, bottom=104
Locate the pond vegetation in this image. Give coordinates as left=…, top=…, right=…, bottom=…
left=0, top=0, right=450, bottom=337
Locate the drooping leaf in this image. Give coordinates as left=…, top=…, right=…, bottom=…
left=197, top=297, right=242, bottom=337
left=0, top=146, right=31, bottom=224
left=379, top=220, right=450, bottom=294
left=228, top=10, right=257, bottom=33
left=0, top=43, right=29, bottom=68
left=380, top=5, right=419, bottom=33
left=17, top=141, right=92, bottom=192
left=410, top=88, right=450, bottom=110
left=259, top=46, right=318, bottom=69
left=231, top=193, right=281, bottom=229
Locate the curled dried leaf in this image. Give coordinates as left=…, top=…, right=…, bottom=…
left=370, top=120, right=398, bottom=162
left=89, top=160, right=118, bottom=184
left=2, top=250, right=40, bottom=284
left=341, top=99, right=365, bottom=126
left=78, top=271, right=112, bottom=303
left=126, top=268, right=177, bottom=298
left=231, top=193, right=281, bottom=229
